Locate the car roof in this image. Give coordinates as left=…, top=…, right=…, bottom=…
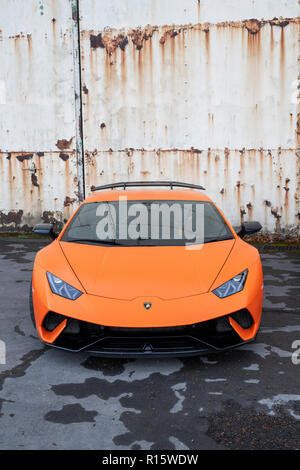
left=84, top=189, right=212, bottom=203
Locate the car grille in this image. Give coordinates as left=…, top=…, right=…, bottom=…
left=45, top=312, right=252, bottom=357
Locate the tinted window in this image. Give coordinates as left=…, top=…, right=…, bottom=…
left=61, top=200, right=234, bottom=246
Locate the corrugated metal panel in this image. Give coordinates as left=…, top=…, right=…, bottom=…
left=0, top=0, right=76, bottom=152
left=0, top=151, right=79, bottom=230
left=0, top=0, right=80, bottom=230
left=84, top=149, right=299, bottom=233
left=80, top=21, right=299, bottom=150
left=0, top=0, right=299, bottom=235
left=79, top=0, right=300, bottom=30
left=80, top=0, right=300, bottom=235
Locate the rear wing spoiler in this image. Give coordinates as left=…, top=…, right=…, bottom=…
left=91, top=181, right=206, bottom=191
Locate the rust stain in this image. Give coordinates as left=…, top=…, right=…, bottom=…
left=31, top=173, right=39, bottom=187
left=205, top=26, right=210, bottom=58
left=90, top=32, right=129, bottom=54
left=246, top=202, right=253, bottom=220
left=296, top=113, right=300, bottom=142
left=84, top=18, right=298, bottom=62
left=197, top=1, right=201, bottom=24
left=270, top=23, right=274, bottom=55
left=42, top=211, right=63, bottom=231
left=59, top=152, right=69, bottom=161
left=247, top=21, right=261, bottom=61
left=269, top=18, right=290, bottom=28
left=251, top=184, right=255, bottom=201
left=284, top=179, right=290, bottom=223
left=137, top=41, right=144, bottom=95
left=90, top=33, right=104, bottom=49
left=120, top=33, right=128, bottom=102
left=236, top=180, right=241, bottom=210
left=0, top=210, right=23, bottom=225
left=56, top=137, right=73, bottom=150
left=202, top=23, right=210, bottom=34
left=244, top=19, right=262, bottom=34
left=26, top=34, right=32, bottom=55
left=284, top=178, right=290, bottom=191
left=271, top=207, right=281, bottom=219
left=16, top=154, right=33, bottom=162
left=64, top=196, right=76, bottom=207
left=159, top=28, right=179, bottom=45
left=52, top=17, right=56, bottom=36
left=190, top=147, right=202, bottom=154
left=240, top=206, right=246, bottom=217
left=7, top=157, right=13, bottom=207
left=100, top=122, right=107, bottom=147
left=130, top=26, right=155, bottom=50
left=280, top=27, right=285, bottom=96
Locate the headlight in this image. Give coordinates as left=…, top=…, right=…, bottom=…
left=46, top=272, right=82, bottom=300
left=213, top=269, right=248, bottom=298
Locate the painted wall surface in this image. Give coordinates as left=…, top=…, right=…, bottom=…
left=0, top=0, right=79, bottom=230
left=0, top=0, right=299, bottom=234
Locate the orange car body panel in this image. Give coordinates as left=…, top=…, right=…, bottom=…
left=32, top=189, right=263, bottom=346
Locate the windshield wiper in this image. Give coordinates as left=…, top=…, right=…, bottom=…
left=66, top=238, right=126, bottom=246
left=204, top=236, right=234, bottom=243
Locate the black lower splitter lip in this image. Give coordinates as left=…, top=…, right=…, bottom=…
left=45, top=334, right=256, bottom=358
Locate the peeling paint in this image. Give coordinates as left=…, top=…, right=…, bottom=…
left=64, top=196, right=76, bottom=207
left=90, top=32, right=129, bottom=53
left=0, top=210, right=23, bottom=226
left=16, top=154, right=33, bottom=163
left=59, top=152, right=70, bottom=161
left=244, top=19, right=262, bottom=34
left=56, top=138, right=74, bottom=150
left=31, top=173, right=39, bottom=187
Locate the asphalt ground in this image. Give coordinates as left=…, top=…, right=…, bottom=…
left=0, top=238, right=299, bottom=450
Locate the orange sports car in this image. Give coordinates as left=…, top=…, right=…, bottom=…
left=30, top=181, right=263, bottom=357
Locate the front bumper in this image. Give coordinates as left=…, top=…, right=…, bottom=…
left=42, top=310, right=257, bottom=358
left=32, top=259, right=263, bottom=356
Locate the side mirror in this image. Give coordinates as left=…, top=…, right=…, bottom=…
left=237, top=221, right=262, bottom=239
left=33, top=223, right=57, bottom=240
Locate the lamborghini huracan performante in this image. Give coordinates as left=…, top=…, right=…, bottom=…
left=30, top=181, right=263, bottom=357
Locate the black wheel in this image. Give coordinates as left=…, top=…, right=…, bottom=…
left=29, top=279, right=36, bottom=329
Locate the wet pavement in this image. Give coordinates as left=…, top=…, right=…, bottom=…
left=0, top=238, right=299, bottom=450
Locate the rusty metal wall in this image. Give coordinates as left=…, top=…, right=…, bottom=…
left=0, top=0, right=81, bottom=231
left=0, top=0, right=299, bottom=234
left=80, top=0, right=300, bottom=235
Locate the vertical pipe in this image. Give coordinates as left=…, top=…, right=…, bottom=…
left=71, top=0, right=85, bottom=202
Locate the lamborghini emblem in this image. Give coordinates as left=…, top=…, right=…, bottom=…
left=144, top=302, right=152, bottom=310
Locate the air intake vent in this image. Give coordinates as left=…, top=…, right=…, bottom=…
left=43, top=311, right=66, bottom=332
left=230, top=309, right=253, bottom=329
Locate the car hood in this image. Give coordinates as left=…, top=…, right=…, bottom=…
left=60, top=239, right=235, bottom=300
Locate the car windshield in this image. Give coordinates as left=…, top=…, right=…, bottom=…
left=61, top=200, right=234, bottom=246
